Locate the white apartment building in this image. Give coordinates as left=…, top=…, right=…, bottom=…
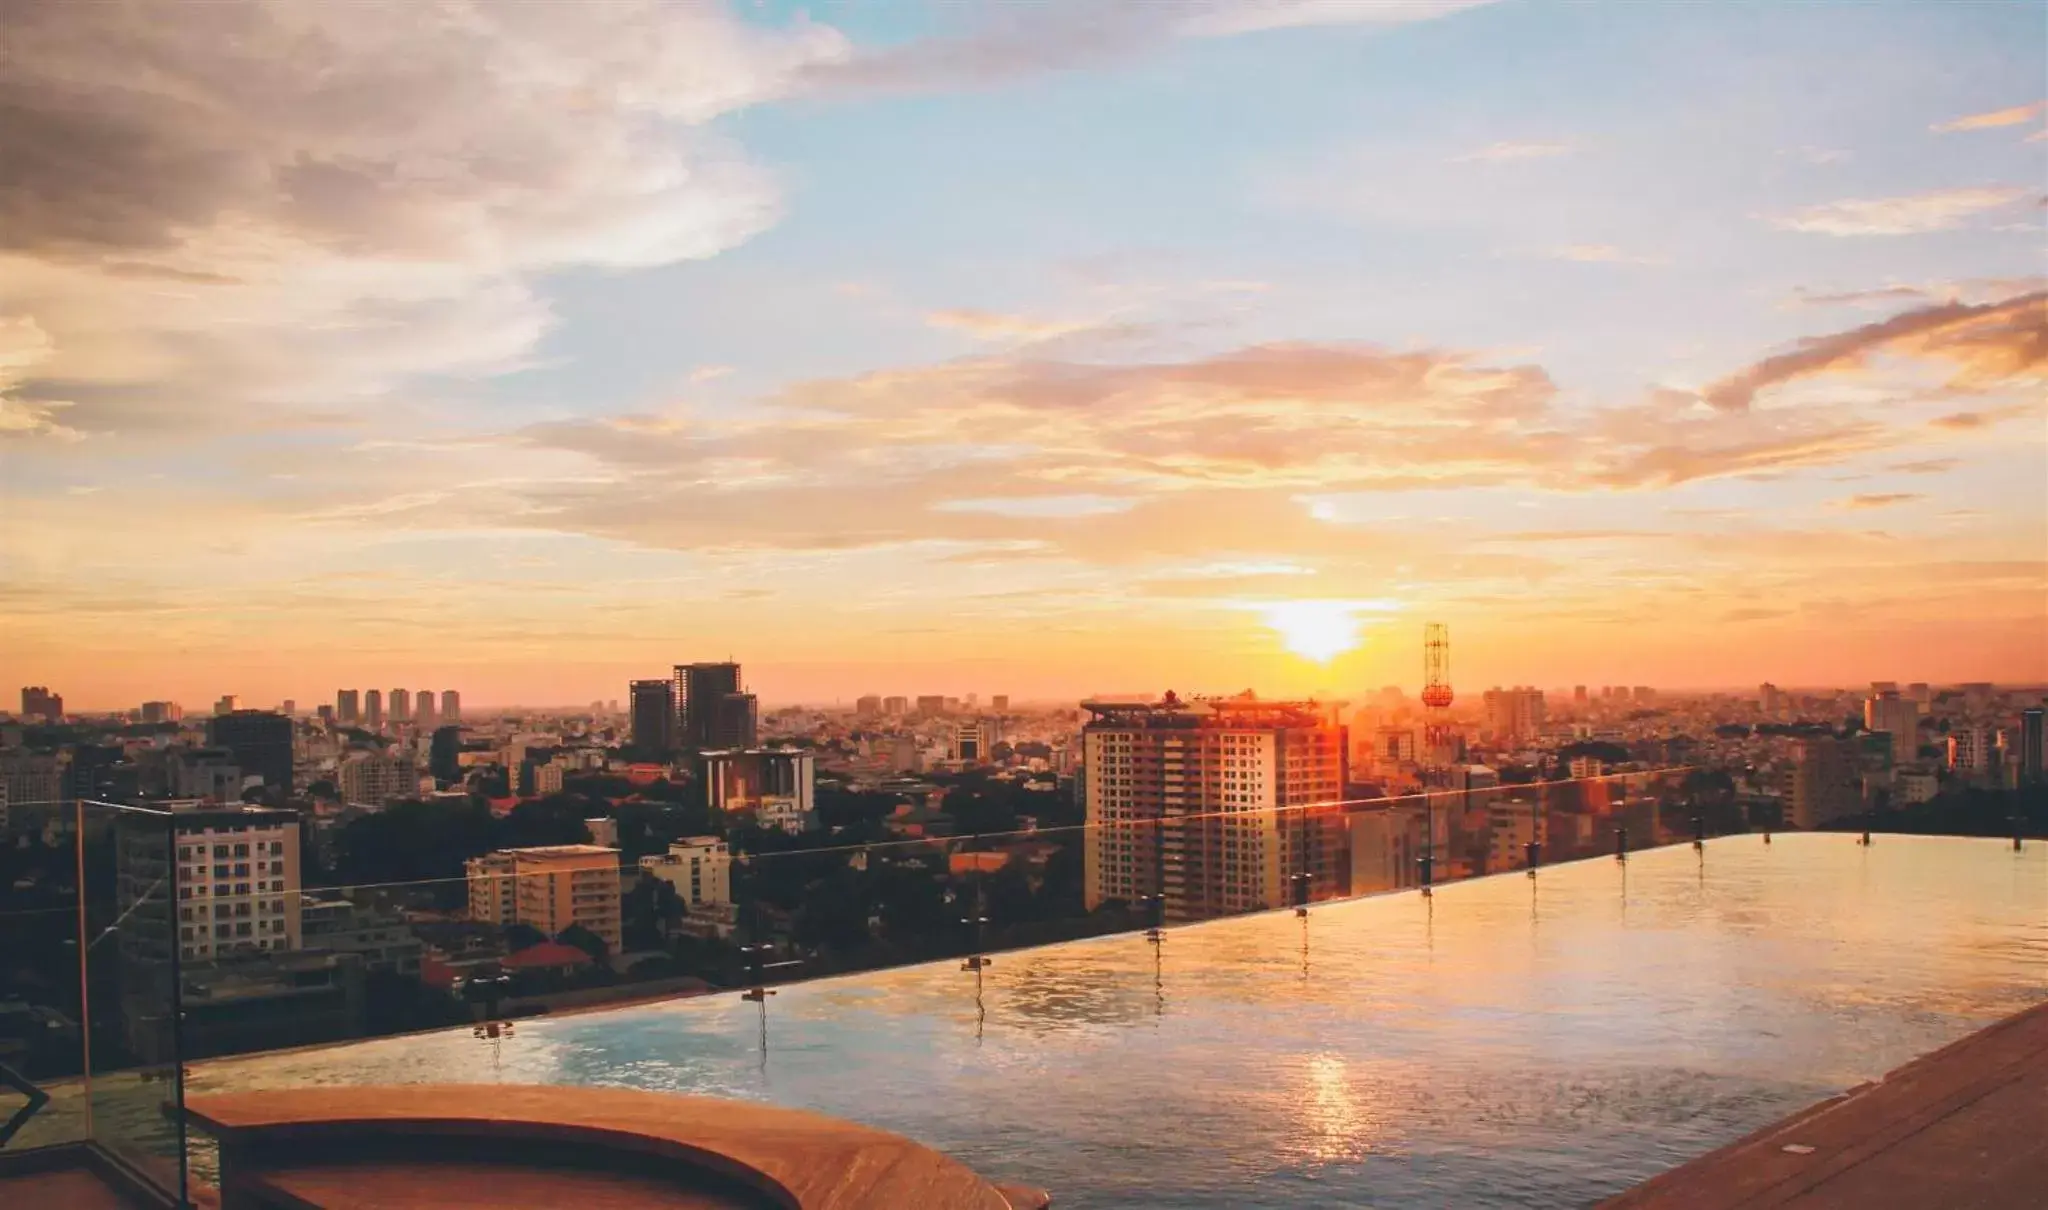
left=637, top=837, right=733, bottom=908
left=132, top=805, right=304, bottom=964
left=339, top=750, right=418, bottom=805
left=1082, top=693, right=1347, bottom=923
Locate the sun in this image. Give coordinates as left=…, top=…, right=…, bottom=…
left=1263, top=601, right=1362, bottom=663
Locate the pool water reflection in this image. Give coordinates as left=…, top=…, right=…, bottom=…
left=192, top=835, right=2047, bottom=1208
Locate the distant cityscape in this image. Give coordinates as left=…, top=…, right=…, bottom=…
left=2, top=651, right=2043, bottom=1071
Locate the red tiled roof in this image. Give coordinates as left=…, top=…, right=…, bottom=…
left=501, top=942, right=594, bottom=970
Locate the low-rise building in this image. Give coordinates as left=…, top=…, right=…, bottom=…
left=636, top=837, right=732, bottom=908
left=465, top=844, right=622, bottom=952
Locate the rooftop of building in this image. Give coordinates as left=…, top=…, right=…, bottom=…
left=491, top=844, right=619, bottom=858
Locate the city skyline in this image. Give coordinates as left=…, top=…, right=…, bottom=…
left=4, top=1, right=2044, bottom=708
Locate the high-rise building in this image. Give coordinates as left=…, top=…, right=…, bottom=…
left=713, top=692, right=758, bottom=749
left=336, top=689, right=359, bottom=724
left=636, top=837, right=732, bottom=908
left=416, top=691, right=436, bottom=728
left=1862, top=691, right=1919, bottom=767
left=630, top=679, right=677, bottom=756
left=429, top=726, right=464, bottom=784
left=1482, top=687, right=1546, bottom=746
left=207, top=710, right=296, bottom=795
left=855, top=694, right=883, bottom=720
left=364, top=689, right=383, bottom=729
left=390, top=688, right=411, bottom=723
left=0, top=752, right=66, bottom=824
left=882, top=695, right=908, bottom=716
left=1906, top=682, right=1932, bottom=707
left=675, top=663, right=743, bottom=750
left=213, top=694, right=240, bottom=716
left=2021, top=708, right=2045, bottom=786
left=464, top=845, right=622, bottom=951
left=19, top=686, right=64, bottom=720
left=992, top=695, right=1010, bottom=713
left=280, top=699, right=296, bottom=717
left=141, top=700, right=183, bottom=724
left=915, top=695, right=946, bottom=718
left=338, top=750, right=419, bottom=805
left=1572, top=685, right=1588, bottom=706
left=698, top=748, right=816, bottom=834
left=1947, top=727, right=1991, bottom=778
left=1082, top=693, right=1347, bottom=923
left=1786, top=738, right=1860, bottom=829
left=134, top=804, right=304, bottom=964
left=440, top=689, right=460, bottom=723
left=1759, top=683, right=1782, bottom=716
left=954, top=721, right=988, bottom=764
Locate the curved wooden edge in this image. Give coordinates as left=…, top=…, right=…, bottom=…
left=185, top=1085, right=1026, bottom=1210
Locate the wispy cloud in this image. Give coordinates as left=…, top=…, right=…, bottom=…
left=1931, top=101, right=2047, bottom=133
left=1540, top=244, right=1666, bottom=265
left=1772, top=187, right=2030, bottom=236
left=1832, top=493, right=1924, bottom=511
left=1702, top=290, right=2047, bottom=411
left=924, top=309, right=1096, bottom=342
left=1889, top=458, right=1959, bottom=474
left=1450, top=140, right=1573, bottom=163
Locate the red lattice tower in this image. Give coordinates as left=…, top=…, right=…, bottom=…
left=1421, top=622, right=1454, bottom=754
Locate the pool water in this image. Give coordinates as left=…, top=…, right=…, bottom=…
left=192, top=835, right=2048, bottom=1208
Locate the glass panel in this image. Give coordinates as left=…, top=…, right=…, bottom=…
left=83, top=802, right=188, bottom=1202
left=0, top=796, right=87, bottom=1155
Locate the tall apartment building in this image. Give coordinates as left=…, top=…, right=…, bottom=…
left=699, top=748, right=816, bottom=834
left=637, top=837, right=733, bottom=908
left=914, top=695, right=946, bottom=718
left=338, top=750, right=418, bottom=805
left=364, top=689, right=383, bottom=729
left=141, top=700, right=184, bottom=724
left=1786, top=737, right=1861, bottom=829
left=439, top=689, right=461, bottom=723
left=415, top=691, right=437, bottom=728
left=336, top=689, right=360, bottom=724
left=19, top=686, right=64, bottom=720
left=1082, top=693, right=1348, bottom=923
left=207, top=710, right=296, bottom=795
left=882, top=695, right=908, bottom=716
left=465, top=845, right=622, bottom=951
left=213, top=694, right=240, bottom=716
left=953, top=721, right=990, bottom=765
left=1947, top=726, right=1992, bottom=782
left=1482, top=687, right=1547, bottom=746
left=855, top=694, right=882, bottom=720
left=1863, top=691, right=1919, bottom=766
left=0, top=752, right=66, bottom=825
left=992, top=695, right=1010, bottom=713
left=630, top=678, right=677, bottom=755
left=390, top=688, right=412, bottom=723
left=125, top=804, right=304, bottom=965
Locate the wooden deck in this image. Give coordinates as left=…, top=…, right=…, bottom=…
left=1600, top=1000, right=2048, bottom=1209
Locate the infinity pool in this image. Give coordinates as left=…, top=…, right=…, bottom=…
left=192, top=835, right=2047, bottom=1207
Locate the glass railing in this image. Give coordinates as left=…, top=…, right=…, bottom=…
left=0, top=800, right=188, bottom=1206
left=4, top=772, right=2036, bottom=1206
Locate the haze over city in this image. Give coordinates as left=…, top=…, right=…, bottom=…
left=3, top=0, right=2043, bottom=706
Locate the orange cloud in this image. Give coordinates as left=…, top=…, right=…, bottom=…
left=1772, top=187, right=2029, bottom=236
left=1831, top=493, right=1924, bottom=511
left=1931, top=101, right=2047, bottom=132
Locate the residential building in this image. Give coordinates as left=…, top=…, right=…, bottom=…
left=699, top=747, right=816, bottom=834
left=713, top=692, right=758, bottom=749
left=141, top=700, right=183, bottom=724
left=416, top=691, right=436, bottom=729
left=1863, top=691, right=1919, bottom=767
left=1568, top=755, right=1606, bottom=781
left=169, top=747, right=245, bottom=801
left=465, top=845, right=623, bottom=952
left=637, top=837, right=733, bottom=908
left=1482, top=687, right=1546, bottom=746
left=440, top=689, right=461, bottom=723
left=1347, top=807, right=1427, bottom=894
left=142, top=804, right=304, bottom=965
left=19, top=685, right=63, bottom=720
left=207, top=710, right=296, bottom=795
left=1759, top=683, right=1782, bottom=716
left=0, top=751, right=66, bottom=821
left=1947, top=726, right=1991, bottom=780
left=390, top=688, right=412, bottom=723
left=2020, top=708, right=2044, bottom=786
left=855, top=694, right=882, bottom=720
left=992, top=695, right=1010, bottom=713
left=365, top=689, right=383, bottom=729
left=915, top=695, right=946, bottom=717
left=300, top=894, right=423, bottom=974
left=882, top=695, right=908, bottom=716
left=336, top=689, right=359, bottom=724
left=338, top=750, right=418, bottom=805
left=629, top=678, right=675, bottom=755
left=213, top=694, right=240, bottom=716
left=1786, top=737, right=1860, bottom=829
left=1082, top=693, right=1348, bottom=923
left=1894, top=766, right=1939, bottom=805
left=954, top=721, right=989, bottom=765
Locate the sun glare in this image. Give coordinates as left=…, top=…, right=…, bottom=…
left=1264, top=601, right=1362, bottom=663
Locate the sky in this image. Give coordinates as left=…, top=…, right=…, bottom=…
left=1, top=0, right=2043, bottom=710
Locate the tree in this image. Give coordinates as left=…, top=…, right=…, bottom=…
left=557, top=923, right=610, bottom=964
left=502, top=922, right=548, bottom=952
left=497, top=798, right=594, bottom=849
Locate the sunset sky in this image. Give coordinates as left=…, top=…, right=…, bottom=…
left=2, top=0, right=2043, bottom=709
